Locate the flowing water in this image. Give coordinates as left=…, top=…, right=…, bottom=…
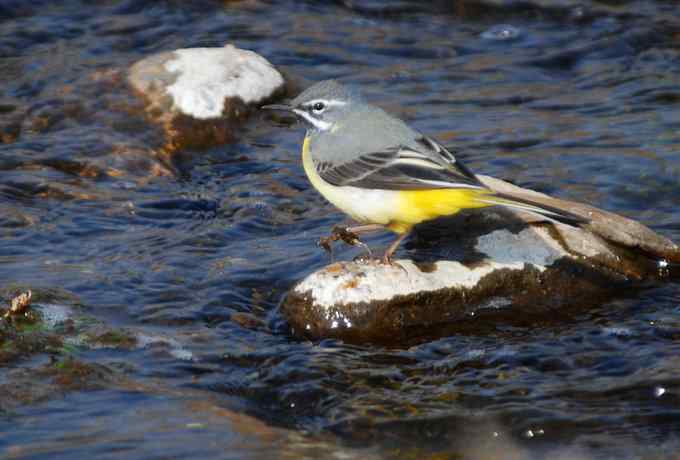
left=1, top=1, right=679, bottom=458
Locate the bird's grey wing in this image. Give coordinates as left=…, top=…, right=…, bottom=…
left=316, top=134, right=485, bottom=190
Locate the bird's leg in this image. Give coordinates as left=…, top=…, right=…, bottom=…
left=316, top=226, right=352, bottom=254
left=346, top=224, right=388, bottom=259
left=341, top=224, right=387, bottom=260
left=382, top=231, right=410, bottom=265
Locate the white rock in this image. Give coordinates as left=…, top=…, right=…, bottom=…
left=295, top=226, right=567, bottom=310
left=475, top=227, right=564, bottom=269
left=129, top=44, right=284, bottom=120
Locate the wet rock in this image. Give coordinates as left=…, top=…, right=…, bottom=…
left=0, top=290, right=191, bottom=412
left=0, top=292, right=65, bottom=365
left=45, top=357, right=114, bottom=390
left=282, top=175, right=679, bottom=345
left=0, top=323, right=63, bottom=365
left=478, top=175, right=680, bottom=264
left=0, top=359, right=115, bottom=412
left=85, top=329, right=137, bottom=349
left=128, top=44, right=286, bottom=150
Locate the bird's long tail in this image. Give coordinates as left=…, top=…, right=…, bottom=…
left=477, top=192, right=589, bottom=226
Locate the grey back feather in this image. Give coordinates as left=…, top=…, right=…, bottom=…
left=308, top=104, right=420, bottom=164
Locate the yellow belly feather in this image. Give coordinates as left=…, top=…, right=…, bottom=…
left=390, top=188, right=492, bottom=233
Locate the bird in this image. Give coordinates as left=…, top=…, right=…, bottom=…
left=263, top=79, right=587, bottom=264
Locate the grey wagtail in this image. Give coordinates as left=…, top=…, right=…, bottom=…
left=263, top=79, right=587, bottom=264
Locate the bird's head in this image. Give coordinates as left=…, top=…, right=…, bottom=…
left=262, top=79, right=359, bottom=132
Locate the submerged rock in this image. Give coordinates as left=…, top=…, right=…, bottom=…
left=128, top=44, right=286, bottom=150
left=283, top=175, right=679, bottom=345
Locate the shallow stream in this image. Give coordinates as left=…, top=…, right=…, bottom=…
left=1, top=1, right=679, bottom=458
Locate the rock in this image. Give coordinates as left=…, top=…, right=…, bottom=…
left=282, top=175, right=679, bottom=345
left=477, top=175, right=680, bottom=264
left=128, top=44, right=286, bottom=150
left=129, top=44, right=285, bottom=120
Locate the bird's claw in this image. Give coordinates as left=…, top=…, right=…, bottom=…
left=352, top=252, right=373, bottom=263
left=318, top=226, right=359, bottom=248
left=332, top=226, right=361, bottom=246
left=318, top=226, right=373, bottom=261
left=317, top=236, right=334, bottom=255
left=381, top=253, right=408, bottom=274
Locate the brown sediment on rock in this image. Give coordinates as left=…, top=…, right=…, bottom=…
left=0, top=359, right=116, bottom=412
left=86, top=329, right=138, bottom=349
left=127, top=51, right=178, bottom=116
left=159, top=111, right=243, bottom=152
left=148, top=84, right=289, bottom=154
left=46, top=357, right=114, bottom=389
left=0, top=326, right=63, bottom=365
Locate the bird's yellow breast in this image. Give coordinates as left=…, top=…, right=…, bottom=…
left=301, top=135, right=327, bottom=198
left=302, top=135, right=400, bottom=225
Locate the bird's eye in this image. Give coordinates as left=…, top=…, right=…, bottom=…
left=312, top=102, right=326, bottom=112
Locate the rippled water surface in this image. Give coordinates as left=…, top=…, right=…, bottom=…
left=1, top=1, right=680, bottom=458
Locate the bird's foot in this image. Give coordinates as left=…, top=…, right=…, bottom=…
left=317, top=226, right=357, bottom=251
left=352, top=252, right=374, bottom=264
left=318, top=226, right=373, bottom=261
left=317, top=235, right=334, bottom=258
left=381, top=252, right=392, bottom=265
left=332, top=226, right=362, bottom=246
left=380, top=252, right=408, bottom=274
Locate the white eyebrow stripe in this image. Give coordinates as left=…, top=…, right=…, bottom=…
left=304, top=99, right=347, bottom=108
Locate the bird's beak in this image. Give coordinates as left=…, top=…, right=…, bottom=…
left=261, top=103, right=293, bottom=112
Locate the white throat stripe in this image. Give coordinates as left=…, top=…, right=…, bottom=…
left=293, top=109, right=332, bottom=131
